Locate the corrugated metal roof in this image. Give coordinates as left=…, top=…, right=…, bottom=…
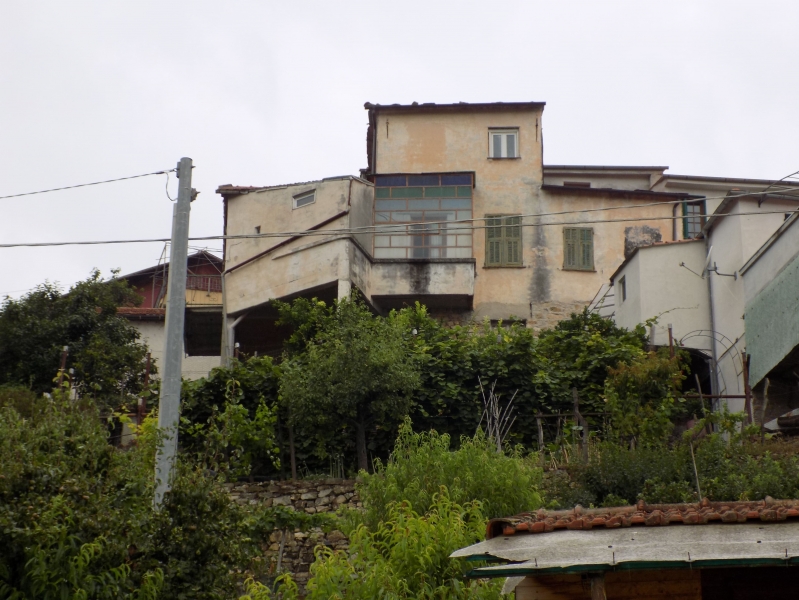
left=453, top=520, right=799, bottom=576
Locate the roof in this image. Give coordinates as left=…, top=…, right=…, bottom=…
left=116, top=307, right=165, bottom=320
left=541, top=184, right=701, bottom=200
left=740, top=210, right=799, bottom=276
left=703, top=189, right=799, bottom=235
left=544, top=164, right=669, bottom=172
left=662, top=173, right=799, bottom=188
left=119, top=250, right=222, bottom=280
left=216, top=175, right=369, bottom=198
left=486, top=498, right=799, bottom=539
left=609, top=238, right=704, bottom=283
left=364, top=101, right=546, bottom=114
left=452, top=499, right=799, bottom=576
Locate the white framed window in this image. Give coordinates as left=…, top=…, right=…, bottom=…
left=293, top=190, right=315, bottom=209
left=488, top=129, right=519, bottom=158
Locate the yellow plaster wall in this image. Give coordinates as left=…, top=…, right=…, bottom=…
left=372, top=108, right=676, bottom=326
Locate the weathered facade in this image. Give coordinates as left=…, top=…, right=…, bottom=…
left=610, top=190, right=799, bottom=404
left=741, top=212, right=799, bottom=428
left=218, top=102, right=718, bottom=355
left=118, top=250, right=223, bottom=379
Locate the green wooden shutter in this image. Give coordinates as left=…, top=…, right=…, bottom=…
left=505, top=216, right=521, bottom=265
left=563, top=228, right=577, bottom=269
left=486, top=217, right=502, bottom=266
left=579, top=228, right=594, bottom=270
left=564, top=228, right=593, bottom=270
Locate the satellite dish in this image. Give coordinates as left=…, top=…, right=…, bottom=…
left=701, top=245, right=713, bottom=279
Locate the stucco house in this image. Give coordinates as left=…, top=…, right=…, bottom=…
left=216, top=101, right=798, bottom=366
left=611, top=189, right=799, bottom=411
left=741, top=212, right=799, bottom=429
left=118, top=249, right=223, bottom=380
left=218, top=102, right=702, bottom=357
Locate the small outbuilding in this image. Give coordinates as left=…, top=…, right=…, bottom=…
left=451, top=499, right=799, bottom=599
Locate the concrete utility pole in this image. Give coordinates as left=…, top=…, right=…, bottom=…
left=154, top=157, right=193, bottom=507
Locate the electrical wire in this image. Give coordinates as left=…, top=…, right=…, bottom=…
left=1, top=168, right=797, bottom=247
left=313, top=185, right=799, bottom=237
left=1, top=208, right=797, bottom=249
left=0, top=169, right=175, bottom=200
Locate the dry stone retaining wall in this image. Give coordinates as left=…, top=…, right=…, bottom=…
left=226, top=477, right=361, bottom=513
left=226, top=478, right=360, bottom=593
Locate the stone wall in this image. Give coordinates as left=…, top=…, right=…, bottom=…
left=226, top=478, right=361, bottom=513
left=226, top=478, right=360, bottom=593
left=528, top=300, right=588, bottom=331
left=262, top=526, right=349, bottom=591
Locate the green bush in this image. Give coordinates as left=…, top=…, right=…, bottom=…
left=0, top=394, right=162, bottom=599
left=0, top=393, right=281, bottom=599
left=358, top=420, right=543, bottom=530
left=243, top=490, right=507, bottom=600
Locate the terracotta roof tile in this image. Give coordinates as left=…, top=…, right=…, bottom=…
left=486, top=498, right=799, bottom=539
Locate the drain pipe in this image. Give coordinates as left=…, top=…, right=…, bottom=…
left=704, top=233, right=721, bottom=402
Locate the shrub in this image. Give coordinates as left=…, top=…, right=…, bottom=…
left=358, top=420, right=543, bottom=529
left=245, top=490, right=507, bottom=600
left=0, top=392, right=280, bottom=599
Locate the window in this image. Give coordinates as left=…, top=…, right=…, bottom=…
left=682, top=201, right=705, bottom=238
left=619, top=276, right=626, bottom=302
left=485, top=215, right=522, bottom=266
left=373, top=173, right=473, bottom=259
left=563, top=227, right=594, bottom=271
left=488, top=129, right=518, bottom=158
left=293, top=190, right=315, bottom=209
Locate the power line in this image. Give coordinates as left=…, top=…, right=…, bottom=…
left=1, top=168, right=797, bottom=248
left=1, top=208, right=796, bottom=249
left=0, top=169, right=175, bottom=200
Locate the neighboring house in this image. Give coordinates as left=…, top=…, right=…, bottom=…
left=740, top=212, right=799, bottom=428
left=611, top=189, right=799, bottom=406
left=452, top=499, right=799, bottom=598
left=218, top=101, right=713, bottom=356
left=118, top=249, right=223, bottom=380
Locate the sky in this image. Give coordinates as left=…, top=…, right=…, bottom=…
left=2, top=0, right=798, bottom=299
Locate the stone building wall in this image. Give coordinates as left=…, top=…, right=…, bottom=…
left=528, top=301, right=588, bottom=331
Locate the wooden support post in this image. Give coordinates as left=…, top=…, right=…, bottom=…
left=57, top=345, right=69, bottom=388
left=761, top=378, right=770, bottom=444
left=589, top=573, right=607, bottom=600
left=668, top=323, right=675, bottom=358
left=536, top=413, right=544, bottom=451
left=743, top=354, right=754, bottom=425
left=573, top=388, right=588, bottom=461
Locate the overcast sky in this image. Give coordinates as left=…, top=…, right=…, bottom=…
left=2, top=1, right=797, bottom=299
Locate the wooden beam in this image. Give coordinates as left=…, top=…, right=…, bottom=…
left=590, top=573, right=606, bottom=600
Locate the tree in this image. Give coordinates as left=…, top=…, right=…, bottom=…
left=0, top=387, right=287, bottom=599
left=0, top=270, right=150, bottom=410
left=278, top=298, right=421, bottom=472
left=358, top=420, right=543, bottom=530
